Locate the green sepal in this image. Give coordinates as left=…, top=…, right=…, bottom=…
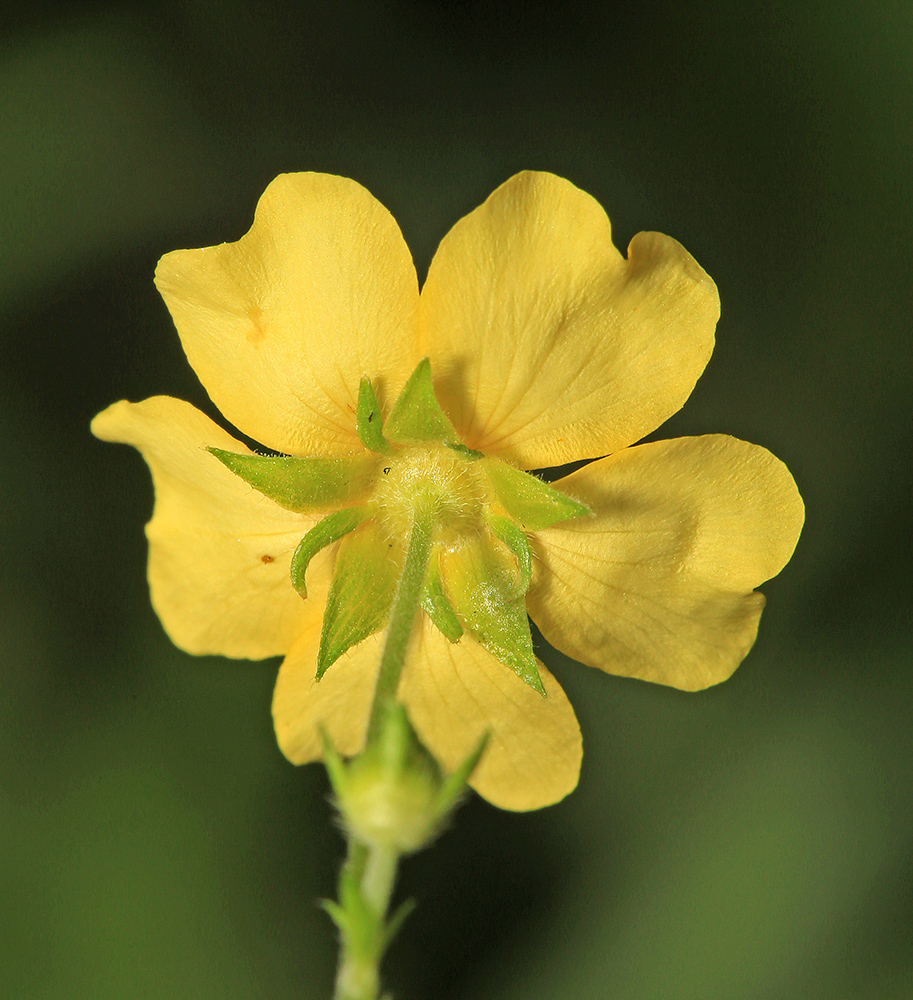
left=382, top=898, right=417, bottom=951
left=433, top=729, right=489, bottom=819
left=320, top=727, right=349, bottom=800
left=482, top=457, right=592, bottom=530
left=385, top=358, right=457, bottom=444
left=420, top=555, right=463, bottom=643
left=209, top=448, right=377, bottom=512
left=486, top=514, right=531, bottom=595
left=445, top=441, right=484, bottom=460
left=356, top=376, right=393, bottom=455
left=317, top=521, right=403, bottom=679
left=319, top=898, right=349, bottom=933
left=441, top=532, right=546, bottom=696
left=370, top=703, right=444, bottom=809
left=290, top=507, right=371, bottom=598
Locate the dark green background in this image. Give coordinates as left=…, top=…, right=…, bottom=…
left=2, top=2, right=911, bottom=997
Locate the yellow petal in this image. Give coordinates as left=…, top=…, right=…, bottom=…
left=272, top=625, right=383, bottom=764
left=400, top=620, right=582, bottom=811
left=273, top=616, right=580, bottom=809
left=91, top=397, right=329, bottom=658
left=276, top=633, right=573, bottom=838
left=527, top=435, right=804, bottom=690
left=419, top=171, right=719, bottom=468
left=155, top=173, right=421, bottom=456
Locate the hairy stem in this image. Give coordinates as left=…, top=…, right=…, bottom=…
left=366, top=509, right=434, bottom=743
left=332, top=510, right=433, bottom=1000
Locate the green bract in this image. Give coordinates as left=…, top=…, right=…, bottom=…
left=290, top=507, right=371, bottom=599
left=384, top=358, right=458, bottom=444
left=482, top=457, right=591, bottom=530
left=440, top=530, right=545, bottom=696
left=420, top=559, right=463, bottom=643
left=318, top=521, right=405, bottom=678
left=209, top=449, right=378, bottom=511
left=211, top=359, right=592, bottom=694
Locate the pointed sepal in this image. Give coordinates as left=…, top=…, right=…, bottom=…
left=382, top=898, right=417, bottom=951
left=317, top=521, right=402, bottom=678
left=440, top=531, right=546, bottom=696
left=385, top=358, right=457, bottom=444
left=320, top=726, right=350, bottom=800
left=319, top=898, right=354, bottom=941
left=356, top=376, right=393, bottom=455
left=482, top=457, right=592, bottom=530
left=420, top=554, right=463, bottom=643
left=290, top=506, right=371, bottom=598
left=433, top=729, right=490, bottom=820
left=486, top=514, right=532, bottom=595
left=209, top=448, right=378, bottom=512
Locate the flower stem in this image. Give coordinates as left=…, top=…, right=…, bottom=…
left=332, top=839, right=400, bottom=1000
left=331, top=510, right=434, bottom=1000
left=366, top=508, right=434, bottom=743
left=361, top=841, right=399, bottom=917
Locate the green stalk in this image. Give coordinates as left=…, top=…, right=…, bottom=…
left=331, top=509, right=434, bottom=1000
left=333, top=836, right=399, bottom=1000
left=366, top=508, right=434, bottom=743
left=360, top=842, right=399, bottom=917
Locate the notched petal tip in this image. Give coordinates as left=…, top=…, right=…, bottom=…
left=91, top=395, right=324, bottom=660
left=90, top=400, right=125, bottom=441
left=91, top=397, right=167, bottom=445
left=420, top=172, right=720, bottom=467
left=529, top=434, right=804, bottom=691
left=154, top=171, right=421, bottom=457
left=626, top=230, right=720, bottom=312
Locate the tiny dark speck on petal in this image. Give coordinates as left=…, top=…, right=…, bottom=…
left=260, top=554, right=274, bottom=563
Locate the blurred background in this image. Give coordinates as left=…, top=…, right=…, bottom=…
left=2, top=1, right=911, bottom=997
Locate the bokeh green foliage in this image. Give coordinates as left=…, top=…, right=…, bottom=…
left=2, top=1, right=911, bottom=997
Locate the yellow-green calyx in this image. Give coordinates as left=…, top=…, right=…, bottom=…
left=209, top=358, right=591, bottom=693
left=322, top=705, right=487, bottom=853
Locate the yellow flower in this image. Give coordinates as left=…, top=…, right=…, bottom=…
left=91, top=171, right=804, bottom=811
